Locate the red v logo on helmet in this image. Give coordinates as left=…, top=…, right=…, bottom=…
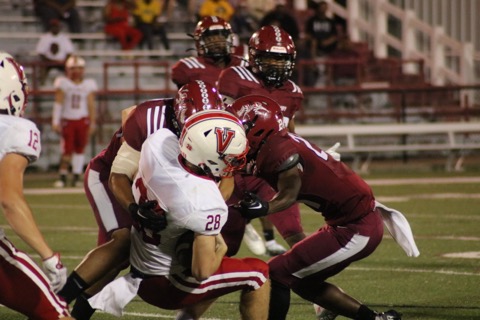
left=215, top=127, right=235, bottom=154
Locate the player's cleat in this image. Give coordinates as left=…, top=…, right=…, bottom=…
left=74, top=180, right=83, bottom=188
left=376, top=309, right=402, bottom=320
left=265, top=240, right=287, bottom=256
left=243, top=223, right=266, bottom=255
left=53, top=180, right=65, bottom=188
left=313, top=304, right=338, bottom=320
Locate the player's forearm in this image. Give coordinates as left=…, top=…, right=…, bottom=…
left=267, top=168, right=301, bottom=214
left=267, top=192, right=297, bottom=214
left=2, top=198, right=54, bottom=259
left=191, top=235, right=226, bottom=280
left=88, top=95, right=96, bottom=128
left=109, top=172, right=135, bottom=211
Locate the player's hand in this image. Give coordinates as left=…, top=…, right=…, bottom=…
left=129, top=200, right=167, bottom=233
left=51, top=124, right=61, bottom=134
left=236, top=192, right=269, bottom=219
left=326, top=142, right=341, bottom=161
left=42, top=253, right=67, bottom=293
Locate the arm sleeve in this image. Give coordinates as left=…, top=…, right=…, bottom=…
left=111, top=142, right=141, bottom=180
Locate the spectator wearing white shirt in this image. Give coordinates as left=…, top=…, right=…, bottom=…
left=35, top=19, right=75, bottom=84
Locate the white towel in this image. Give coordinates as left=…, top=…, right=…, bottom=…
left=88, top=273, right=142, bottom=317
left=376, top=201, right=420, bottom=257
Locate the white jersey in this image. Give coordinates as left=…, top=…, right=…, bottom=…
left=0, top=115, right=41, bottom=163
left=130, top=129, right=228, bottom=276
left=0, top=115, right=41, bottom=237
left=35, top=32, right=74, bottom=61
left=54, top=77, right=97, bottom=120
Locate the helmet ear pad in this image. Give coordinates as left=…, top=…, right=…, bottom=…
left=0, top=52, right=28, bottom=117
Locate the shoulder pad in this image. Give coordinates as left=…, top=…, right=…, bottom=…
left=277, top=153, right=300, bottom=173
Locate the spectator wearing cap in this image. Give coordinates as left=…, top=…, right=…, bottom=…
left=34, top=0, right=82, bottom=33
left=35, top=19, right=75, bottom=84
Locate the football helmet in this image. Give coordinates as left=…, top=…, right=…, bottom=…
left=194, top=16, right=234, bottom=61
left=0, top=52, right=28, bottom=117
left=173, top=80, right=224, bottom=135
left=229, top=95, right=285, bottom=155
left=65, top=55, right=85, bottom=81
left=248, top=25, right=296, bottom=87
left=179, top=110, right=249, bottom=178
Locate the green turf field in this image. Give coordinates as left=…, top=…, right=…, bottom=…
left=1, top=168, right=479, bottom=319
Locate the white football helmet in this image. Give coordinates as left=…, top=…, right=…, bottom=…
left=65, top=55, right=85, bottom=68
left=179, top=110, right=249, bottom=178
left=65, top=55, right=85, bottom=82
left=0, top=52, right=28, bottom=117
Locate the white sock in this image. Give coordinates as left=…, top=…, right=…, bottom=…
left=72, top=153, right=85, bottom=175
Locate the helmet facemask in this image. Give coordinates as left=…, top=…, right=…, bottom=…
left=253, top=51, right=295, bottom=87
left=199, top=29, right=233, bottom=61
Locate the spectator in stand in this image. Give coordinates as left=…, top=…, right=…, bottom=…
left=132, top=0, right=171, bottom=51
left=328, top=34, right=362, bottom=109
left=329, top=34, right=361, bottom=85
left=52, top=56, right=97, bottom=188
left=198, top=0, right=235, bottom=22
left=304, top=0, right=340, bottom=57
left=35, top=18, right=74, bottom=85
left=230, top=1, right=258, bottom=48
left=259, top=0, right=299, bottom=43
left=104, top=0, right=143, bottom=50
left=0, top=51, right=72, bottom=320
left=34, top=0, right=82, bottom=33
left=246, top=0, right=275, bottom=22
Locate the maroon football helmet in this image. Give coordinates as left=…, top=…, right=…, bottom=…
left=173, top=80, right=225, bottom=135
left=248, top=25, right=296, bottom=87
left=193, top=16, right=234, bottom=61
left=228, top=94, right=285, bottom=155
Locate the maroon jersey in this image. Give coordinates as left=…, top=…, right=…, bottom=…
left=255, top=131, right=375, bottom=226
left=217, top=66, right=303, bottom=125
left=123, top=98, right=176, bottom=152
left=89, top=98, right=175, bottom=172
left=171, top=55, right=247, bottom=88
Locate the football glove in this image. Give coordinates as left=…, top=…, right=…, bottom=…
left=326, top=142, right=341, bottom=161
left=42, top=253, right=67, bottom=293
left=129, top=200, right=167, bottom=233
left=237, top=192, right=269, bottom=220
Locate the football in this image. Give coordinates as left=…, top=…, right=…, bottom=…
left=175, top=230, right=194, bottom=269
